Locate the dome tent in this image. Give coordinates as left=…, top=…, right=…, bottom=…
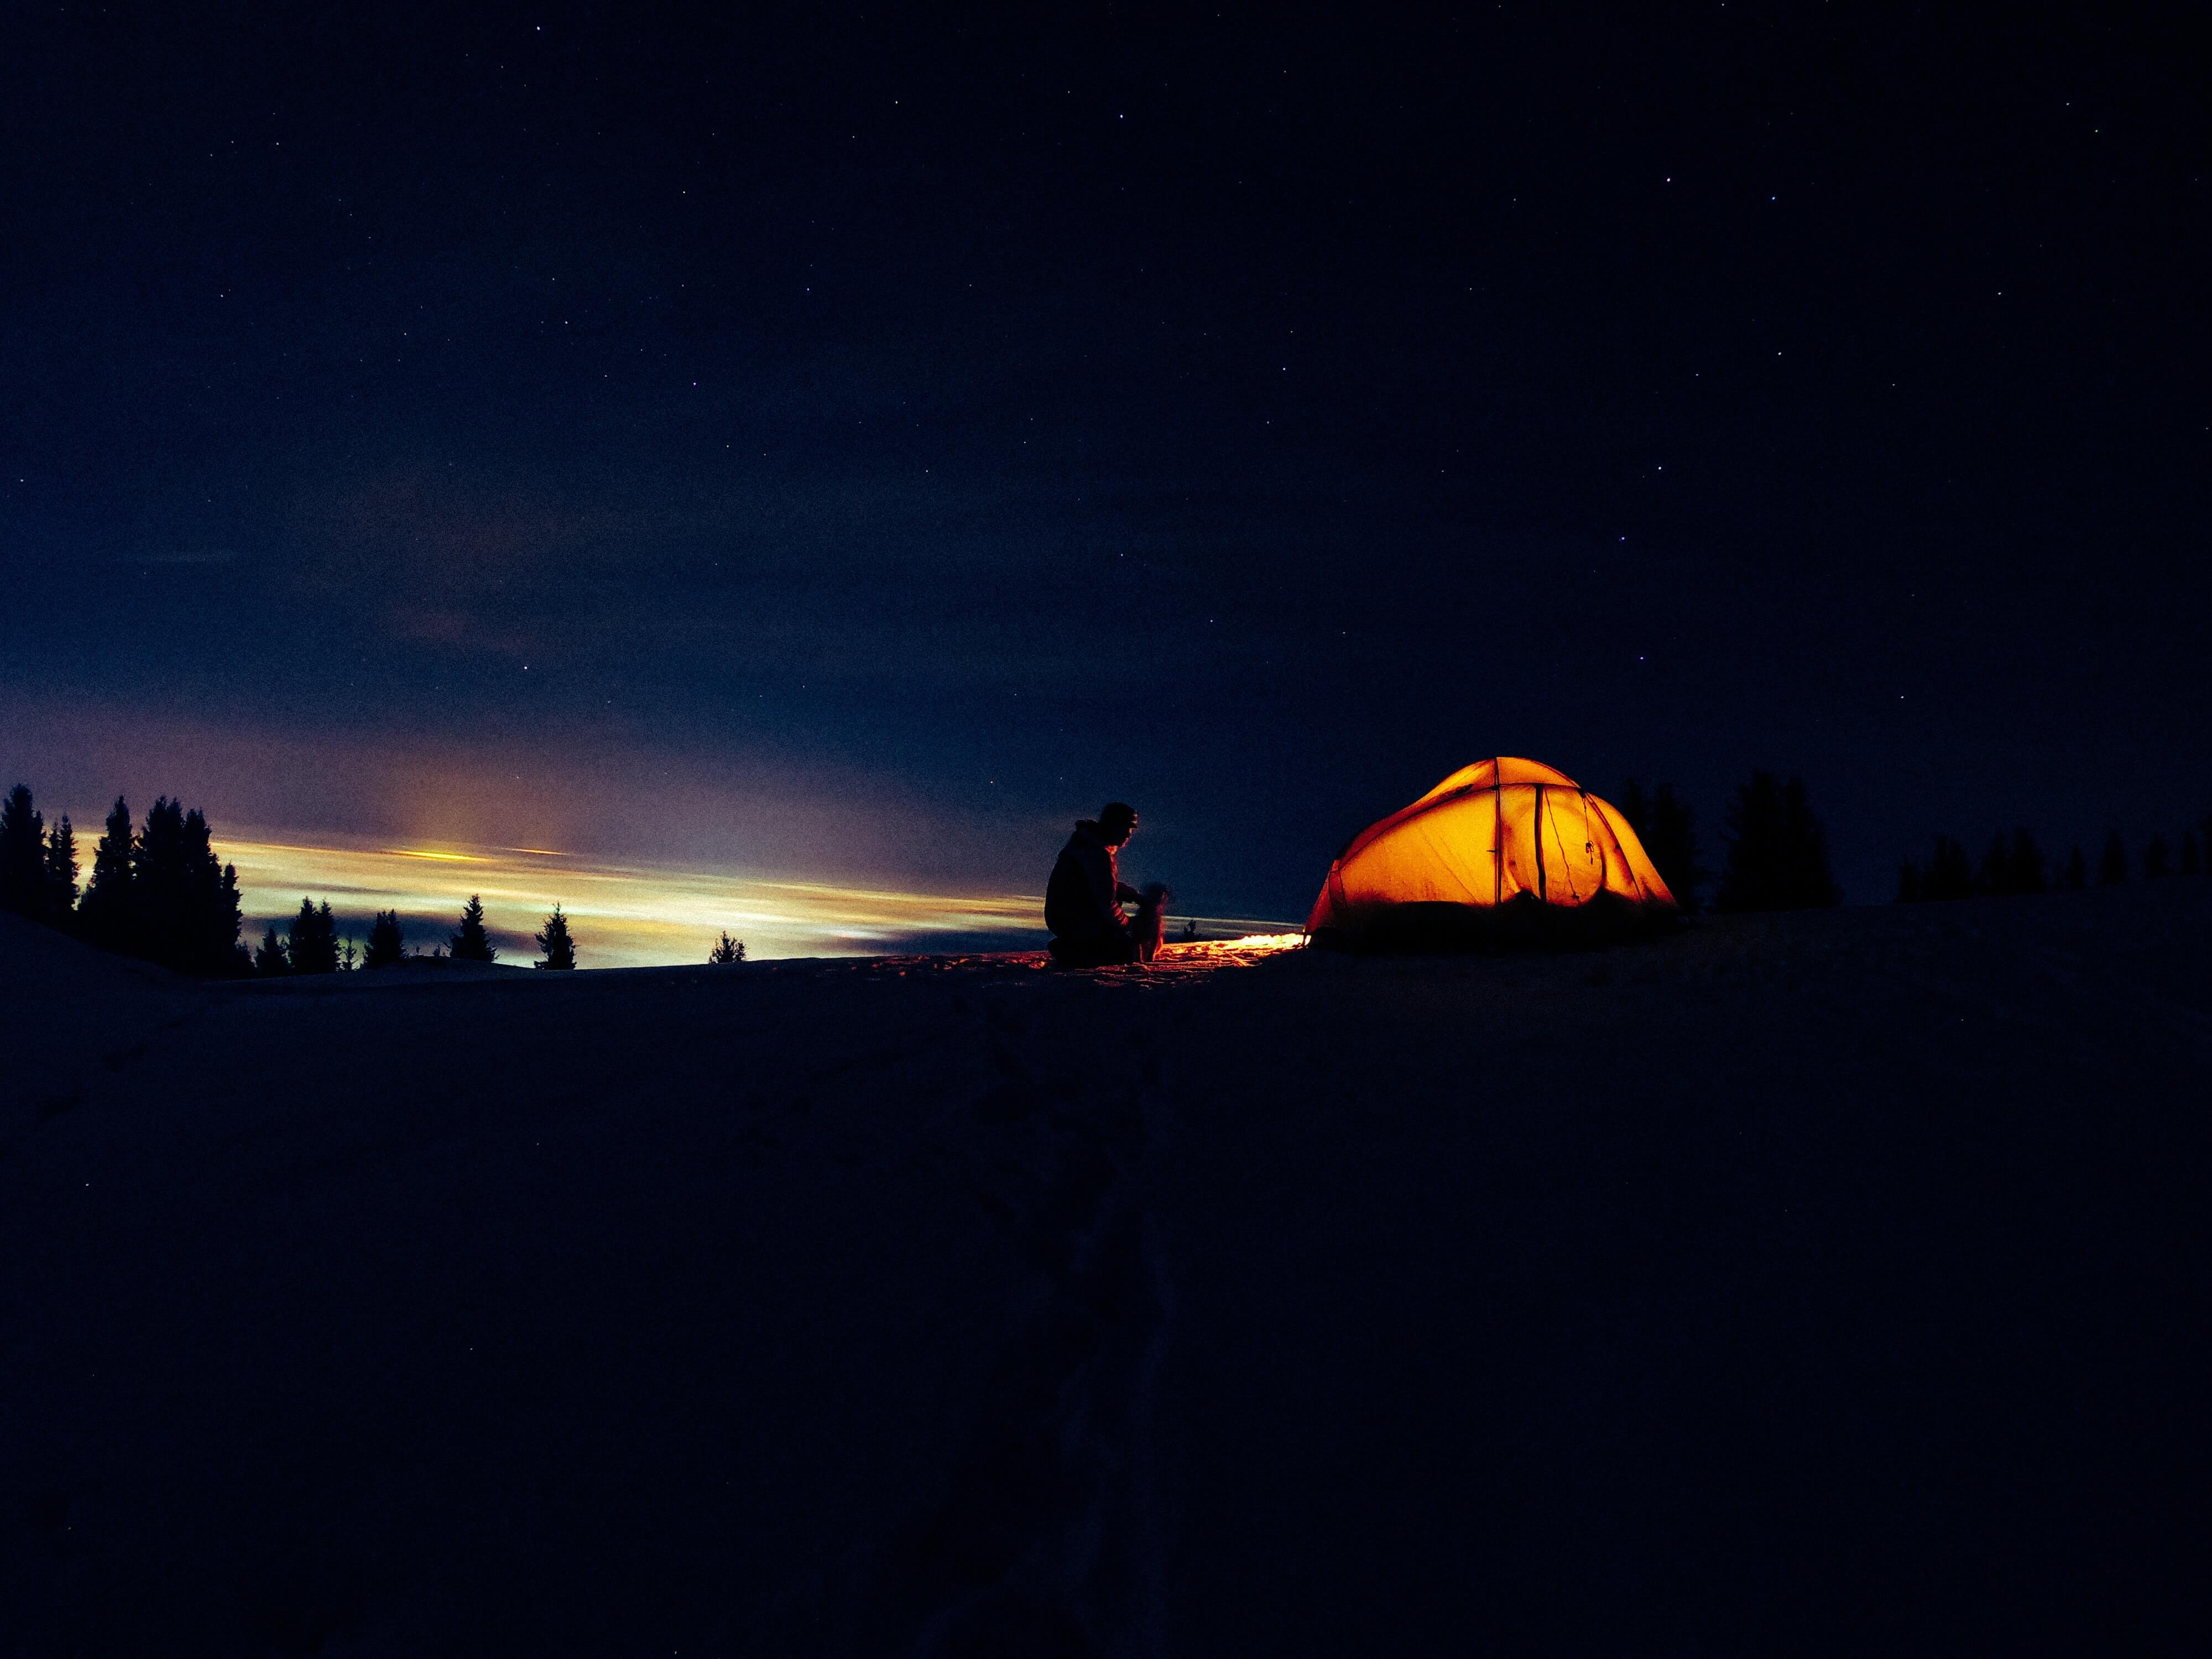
left=1306, top=757, right=1678, bottom=949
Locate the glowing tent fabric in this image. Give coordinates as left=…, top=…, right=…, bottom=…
left=1306, top=758, right=1677, bottom=947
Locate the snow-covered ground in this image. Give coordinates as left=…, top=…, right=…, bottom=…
left=3, top=885, right=2206, bottom=1653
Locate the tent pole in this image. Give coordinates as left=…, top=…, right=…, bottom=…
left=1493, top=771, right=1503, bottom=906
left=1533, top=784, right=1547, bottom=901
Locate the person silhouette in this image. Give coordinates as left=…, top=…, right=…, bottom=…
left=1045, top=801, right=1143, bottom=967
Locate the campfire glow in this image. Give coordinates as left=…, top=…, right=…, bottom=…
left=1162, top=932, right=1307, bottom=962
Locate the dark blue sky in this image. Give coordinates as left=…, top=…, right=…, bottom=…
left=3, top=4, right=2205, bottom=917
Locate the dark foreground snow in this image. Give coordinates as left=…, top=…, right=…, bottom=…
left=3, top=886, right=2208, bottom=1655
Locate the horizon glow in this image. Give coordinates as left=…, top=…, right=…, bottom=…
left=215, top=830, right=1051, bottom=967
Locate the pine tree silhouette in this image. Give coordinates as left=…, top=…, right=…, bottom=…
left=450, top=894, right=497, bottom=962
left=708, top=930, right=745, bottom=964
left=1975, top=832, right=2011, bottom=897
left=0, top=785, right=46, bottom=919
left=44, top=815, right=79, bottom=926
left=1973, top=829, right=2047, bottom=898
left=1617, top=778, right=1707, bottom=912
left=2059, top=846, right=2088, bottom=890
left=254, top=922, right=291, bottom=975
left=221, top=865, right=248, bottom=974
left=288, top=897, right=340, bottom=974
left=1920, top=836, right=1974, bottom=901
left=131, top=799, right=191, bottom=967
left=121, top=799, right=243, bottom=973
left=2142, top=834, right=2171, bottom=879
left=79, top=797, right=135, bottom=950
left=1715, top=772, right=1841, bottom=912
left=2098, top=831, right=2128, bottom=885
left=1895, top=856, right=1923, bottom=903
left=182, top=808, right=243, bottom=974
left=364, top=910, right=406, bottom=968
left=2182, top=831, right=2204, bottom=878
left=534, top=904, right=576, bottom=969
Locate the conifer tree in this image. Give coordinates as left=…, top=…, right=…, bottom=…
left=1715, top=772, right=1842, bottom=912
left=2099, top=831, right=2128, bottom=885
left=1974, top=832, right=2011, bottom=897
left=288, top=896, right=340, bottom=974
left=1974, top=828, right=2047, bottom=898
left=2182, top=832, right=2204, bottom=878
left=1931, top=836, right=1971, bottom=900
left=119, top=799, right=240, bottom=972
left=364, top=910, right=406, bottom=968
left=450, top=894, right=496, bottom=962
left=2059, top=846, right=2088, bottom=890
left=0, top=784, right=45, bottom=919
left=79, top=797, right=135, bottom=950
left=534, top=903, right=576, bottom=969
left=2007, top=828, right=2046, bottom=895
left=180, top=808, right=241, bottom=974
left=131, top=797, right=191, bottom=965
left=216, top=861, right=246, bottom=974
left=1895, top=857, right=1923, bottom=904
left=1780, top=775, right=1840, bottom=907
left=44, top=815, right=79, bottom=926
left=255, top=922, right=291, bottom=975
left=1618, top=778, right=1706, bottom=912
left=1922, top=835, right=1974, bottom=902
left=708, top=930, right=745, bottom=964
left=2142, top=834, right=2171, bottom=880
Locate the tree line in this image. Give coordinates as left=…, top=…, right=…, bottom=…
left=4, top=782, right=752, bottom=975
left=2, top=786, right=246, bottom=973
left=1895, top=819, right=2210, bottom=904
left=1608, top=769, right=2211, bottom=914
left=246, top=892, right=581, bottom=974
left=17, top=773, right=2203, bottom=963
left=1616, top=768, right=1841, bottom=915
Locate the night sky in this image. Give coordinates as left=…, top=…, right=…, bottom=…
left=3, top=5, right=2205, bottom=941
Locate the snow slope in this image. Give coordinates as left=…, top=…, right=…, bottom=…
left=3, top=885, right=2207, bottom=1653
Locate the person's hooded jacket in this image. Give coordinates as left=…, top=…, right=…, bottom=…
left=1046, top=820, right=1141, bottom=940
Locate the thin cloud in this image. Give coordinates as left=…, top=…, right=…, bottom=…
left=219, top=830, right=1048, bottom=967
left=105, top=550, right=241, bottom=565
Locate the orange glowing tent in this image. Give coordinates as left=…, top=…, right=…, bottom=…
left=1306, top=757, right=1678, bottom=948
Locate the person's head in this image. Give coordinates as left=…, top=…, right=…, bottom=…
left=1099, top=801, right=1139, bottom=847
